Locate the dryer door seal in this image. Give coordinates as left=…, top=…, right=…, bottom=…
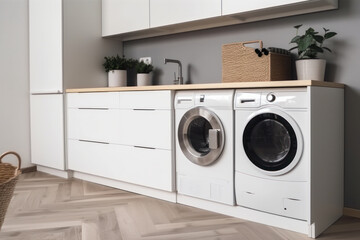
left=178, top=107, right=225, bottom=166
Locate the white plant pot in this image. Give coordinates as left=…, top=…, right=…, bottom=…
left=108, top=70, right=127, bottom=87
left=137, top=73, right=152, bottom=86
left=295, top=59, right=326, bottom=81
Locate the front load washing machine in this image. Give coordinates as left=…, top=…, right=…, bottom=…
left=175, top=90, right=234, bottom=205
left=234, top=88, right=310, bottom=220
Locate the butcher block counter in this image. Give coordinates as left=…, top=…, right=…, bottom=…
left=66, top=80, right=344, bottom=93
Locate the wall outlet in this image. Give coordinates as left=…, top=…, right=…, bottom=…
left=139, top=57, right=152, bottom=65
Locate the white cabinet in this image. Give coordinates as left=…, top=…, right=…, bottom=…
left=150, top=0, right=221, bottom=28
left=222, top=0, right=310, bottom=15
left=117, top=90, right=173, bottom=149
left=30, top=95, right=65, bottom=170
left=102, top=0, right=150, bottom=36
left=67, top=92, right=120, bottom=109
left=119, top=91, right=172, bottom=110
left=67, top=108, right=120, bottom=143
left=68, top=140, right=173, bottom=191
left=29, top=0, right=63, bottom=93
left=67, top=92, right=120, bottom=142
left=66, top=91, right=174, bottom=192
left=117, top=110, right=172, bottom=149
left=102, top=0, right=337, bottom=40
left=29, top=0, right=121, bottom=172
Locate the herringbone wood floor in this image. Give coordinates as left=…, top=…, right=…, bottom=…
left=0, top=172, right=359, bottom=240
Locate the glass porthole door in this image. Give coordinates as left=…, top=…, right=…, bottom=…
left=242, top=111, right=303, bottom=175
left=178, top=107, right=225, bottom=166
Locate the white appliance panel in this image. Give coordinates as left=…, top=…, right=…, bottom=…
left=175, top=90, right=235, bottom=205
left=235, top=172, right=308, bottom=220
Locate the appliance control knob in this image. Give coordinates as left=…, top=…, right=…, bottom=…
left=267, top=93, right=276, bottom=102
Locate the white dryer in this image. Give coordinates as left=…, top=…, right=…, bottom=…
left=234, top=88, right=309, bottom=220
left=175, top=90, right=234, bottom=205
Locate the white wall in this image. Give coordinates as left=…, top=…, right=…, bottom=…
left=0, top=0, right=32, bottom=168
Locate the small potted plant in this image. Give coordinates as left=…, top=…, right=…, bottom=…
left=289, top=24, right=337, bottom=81
left=103, top=55, right=137, bottom=87
left=136, top=61, right=154, bottom=86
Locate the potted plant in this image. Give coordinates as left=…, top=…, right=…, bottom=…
left=136, top=61, right=154, bottom=86
left=103, top=55, right=137, bottom=87
left=289, top=24, right=337, bottom=81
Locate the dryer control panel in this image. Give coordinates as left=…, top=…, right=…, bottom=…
left=175, top=90, right=234, bottom=109
left=234, top=89, right=308, bottom=109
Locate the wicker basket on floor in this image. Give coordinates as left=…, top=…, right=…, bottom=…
left=0, top=151, right=21, bottom=230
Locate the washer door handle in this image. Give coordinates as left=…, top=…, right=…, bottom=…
left=209, top=129, right=220, bottom=149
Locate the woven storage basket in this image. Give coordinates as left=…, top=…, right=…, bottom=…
left=222, top=40, right=291, bottom=82
left=0, top=151, right=21, bottom=230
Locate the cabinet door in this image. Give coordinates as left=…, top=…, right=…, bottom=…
left=68, top=140, right=173, bottom=191
left=29, top=0, right=63, bottom=93
left=119, top=91, right=172, bottom=110
left=102, top=0, right=150, bottom=36
left=67, top=92, right=120, bottom=109
left=67, top=108, right=120, bottom=143
left=222, top=0, right=309, bottom=15
left=30, top=94, right=65, bottom=170
left=150, top=0, right=221, bottom=28
left=116, top=109, right=172, bottom=149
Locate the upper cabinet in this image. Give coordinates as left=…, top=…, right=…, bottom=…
left=102, top=0, right=150, bottom=36
left=150, top=0, right=221, bottom=28
left=102, top=0, right=338, bottom=40
left=222, top=0, right=310, bottom=15
left=29, top=0, right=63, bottom=93
left=30, top=0, right=122, bottom=91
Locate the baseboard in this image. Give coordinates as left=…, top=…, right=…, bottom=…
left=344, top=207, right=360, bottom=219
left=73, top=171, right=177, bottom=203
left=37, top=165, right=72, bottom=179
left=21, top=165, right=37, bottom=173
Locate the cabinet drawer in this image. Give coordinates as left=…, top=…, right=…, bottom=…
left=67, top=108, right=120, bottom=142
left=116, top=109, right=172, bottom=149
left=68, top=140, right=174, bottom=191
left=120, top=145, right=173, bottom=191
left=68, top=139, right=121, bottom=179
left=119, top=91, right=172, bottom=110
left=67, top=92, right=120, bottom=108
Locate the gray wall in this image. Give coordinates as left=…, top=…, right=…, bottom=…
left=63, top=0, right=123, bottom=89
left=124, top=1, right=360, bottom=210
left=0, top=0, right=31, bottom=168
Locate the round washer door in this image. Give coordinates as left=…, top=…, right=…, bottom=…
left=178, top=106, right=225, bottom=166
left=242, top=108, right=303, bottom=175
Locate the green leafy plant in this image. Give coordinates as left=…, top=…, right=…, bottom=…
left=127, top=58, right=138, bottom=69
left=289, top=24, right=337, bottom=59
left=103, top=55, right=138, bottom=72
left=136, top=61, right=154, bottom=74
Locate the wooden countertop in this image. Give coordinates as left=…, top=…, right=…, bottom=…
left=66, top=80, right=344, bottom=93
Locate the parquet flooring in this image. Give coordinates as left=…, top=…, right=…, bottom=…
left=1, top=172, right=359, bottom=240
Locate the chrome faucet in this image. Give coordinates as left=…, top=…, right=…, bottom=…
left=164, top=58, right=183, bottom=84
